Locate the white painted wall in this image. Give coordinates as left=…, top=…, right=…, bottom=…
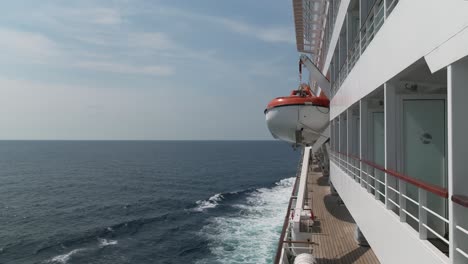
left=330, top=0, right=468, bottom=120
left=330, top=162, right=449, bottom=264
left=426, top=26, right=468, bottom=73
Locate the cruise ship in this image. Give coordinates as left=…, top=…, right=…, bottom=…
left=265, top=0, right=468, bottom=263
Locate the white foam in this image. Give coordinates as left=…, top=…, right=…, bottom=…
left=47, top=248, right=86, bottom=264
left=196, top=177, right=295, bottom=264
left=46, top=238, right=118, bottom=263
left=193, top=193, right=224, bottom=212
left=98, top=238, right=118, bottom=247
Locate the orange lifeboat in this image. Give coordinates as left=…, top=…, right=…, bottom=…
left=264, top=85, right=329, bottom=145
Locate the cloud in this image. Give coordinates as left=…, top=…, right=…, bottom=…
left=76, top=31, right=174, bottom=50
left=219, top=19, right=295, bottom=44
left=0, top=28, right=60, bottom=61
left=88, top=8, right=122, bottom=25
left=150, top=7, right=295, bottom=44
left=127, top=32, right=174, bottom=50
left=56, top=7, right=122, bottom=25
left=0, top=26, right=175, bottom=76
left=74, top=61, right=174, bottom=76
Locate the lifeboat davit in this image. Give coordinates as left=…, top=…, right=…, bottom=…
left=264, top=84, right=329, bottom=145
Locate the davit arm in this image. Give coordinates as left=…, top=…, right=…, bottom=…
left=299, top=54, right=331, bottom=99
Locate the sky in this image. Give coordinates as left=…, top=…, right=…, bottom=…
left=0, top=0, right=300, bottom=140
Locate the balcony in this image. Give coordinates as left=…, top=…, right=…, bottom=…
left=330, top=0, right=400, bottom=97
left=327, top=59, right=468, bottom=263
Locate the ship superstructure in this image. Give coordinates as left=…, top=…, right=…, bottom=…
left=269, top=0, right=468, bottom=263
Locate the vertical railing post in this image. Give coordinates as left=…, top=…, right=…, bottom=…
left=385, top=82, right=397, bottom=210
left=399, top=179, right=406, bottom=222
left=384, top=0, right=387, bottom=19
left=345, top=13, right=349, bottom=77
left=346, top=109, right=351, bottom=179
left=359, top=0, right=364, bottom=52
left=419, top=188, right=428, bottom=239
left=360, top=99, right=368, bottom=189
left=374, top=168, right=379, bottom=200
left=366, top=165, right=371, bottom=193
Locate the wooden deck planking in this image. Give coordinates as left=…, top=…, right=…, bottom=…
left=306, top=165, right=380, bottom=264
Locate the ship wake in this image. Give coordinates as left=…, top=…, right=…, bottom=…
left=195, top=177, right=295, bottom=264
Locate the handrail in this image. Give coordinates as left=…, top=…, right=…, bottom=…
left=452, top=195, right=468, bottom=208
left=385, top=168, right=448, bottom=198
left=387, top=0, right=399, bottom=16
left=274, top=175, right=300, bottom=264
left=333, top=151, right=448, bottom=198
left=359, top=0, right=380, bottom=34
left=282, top=240, right=315, bottom=244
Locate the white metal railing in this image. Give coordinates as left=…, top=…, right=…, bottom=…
left=295, top=147, right=311, bottom=213
left=455, top=224, right=468, bottom=259
left=322, top=0, right=343, bottom=66
left=329, top=151, right=450, bottom=255
left=387, top=0, right=399, bottom=16
left=375, top=1, right=385, bottom=32
left=331, top=0, right=401, bottom=96
left=275, top=147, right=316, bottom=264
left=360, top=0, right=385, bottom=54
left=348, top=35, right=360, bottom=71
left=453, top=195, right=468, bottom=261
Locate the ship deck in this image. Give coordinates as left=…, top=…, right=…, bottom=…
left=306, top=164, right=380, bottom=264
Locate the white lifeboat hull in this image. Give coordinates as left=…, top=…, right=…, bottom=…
left=265, top=105, right=329, bottom=145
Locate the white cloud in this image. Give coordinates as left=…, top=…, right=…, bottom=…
left=150, top=7, right=295, bottom=44
left=65, top=29, right=176, bottom=54
left=89, top=8, right=122, bottom=25
left=127, top=32, right=174, bottom=50
left=74, top=61, right=174, bottom=76
left=0, top=27, right=175, bottom=76
left=257, top=28, right=295, bottom=44
left=76, top=31, right=175, bottom=50
left=220, top=19, right=294, bottom=44
left=0, top=28, right=60, bottom=60
left=56, top=7, right=122, bottom=25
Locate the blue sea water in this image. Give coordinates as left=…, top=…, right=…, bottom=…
left=0, top=141, right=300, bottom=264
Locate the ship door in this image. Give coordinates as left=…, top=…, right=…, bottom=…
left=399, top=96, right=447, bottom=238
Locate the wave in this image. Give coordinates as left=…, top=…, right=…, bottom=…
left=46, top=248, right=87, bottom=264
left=45, top=238, right=118, bottom=264
left=35, top=214, right=168, bottom=256
left=192, top=185, right=269, bottom=212
left=196, top=177, right=295, bottom=264
left=193, top=193, right=224, bottom=212
left=98, top=238, right=118, bottom=247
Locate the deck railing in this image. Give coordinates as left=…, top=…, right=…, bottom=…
left=274, top=150, right=307, bottom=264
left=324, top=0, right=342, bottom=60
left=274, top=175, right=299, bottom=264
left=329, top=151, right=451, bottom=254
left=348, top=35, right=360, bottom=71
left=387, top=0, right=399, bottom=16
left=452, top=195, right=468, bottom=260
left=332, top=0, right=400, bottom=95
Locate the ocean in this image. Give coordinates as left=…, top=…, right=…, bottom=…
left=0, top=141, right=300, bottom=264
